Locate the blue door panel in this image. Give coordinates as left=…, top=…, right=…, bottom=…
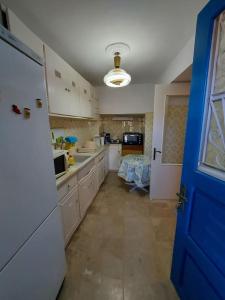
left=182, top=255, right=221, bottom=300
left=171, top=1, right=225, bottom=299
left=185, top=238, right=225, bottom=298
left=189, top=190, right=225, bottom=276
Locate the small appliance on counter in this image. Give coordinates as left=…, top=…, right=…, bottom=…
left=123, top=132, right=143, bottom=145
left=94, top=135, right=101, bottom=148
left=100, top=136, right=105, bottom=146
left=110, top=138, right=122, bottom=144
left=104, top=133, right=111, bottom=144
left=53, top=150, right=68, bottom=178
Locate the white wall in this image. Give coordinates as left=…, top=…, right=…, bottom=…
left=96, top=83, right=155, bottom=114
left=157, top=35, right=195, bottom=84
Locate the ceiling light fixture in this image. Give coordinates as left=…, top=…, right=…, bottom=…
left=104, top=42, right=131, bottom=88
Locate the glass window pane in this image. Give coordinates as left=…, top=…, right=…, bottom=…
left=203, top=99, right=225, bottom=171
left=214, top=13, right=225, bottom=94
left=162, top=96, right=189, bottom=164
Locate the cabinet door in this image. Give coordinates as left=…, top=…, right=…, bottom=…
left=44, top=46, right=75, bottom=116
left=79, top=171, right=92, bottom=218
left=104, top=149, right=109, bottom=176
left=79, top=77, right=91, bottom=117
left=71, top=69, right=81, bottom=116
left=0, top=208, right=66, bottom=300
left=8, top=10, right=44, bottom=58
left=63, top=64, right=78, bottom=115
left=109, top=145, right=122, bottom=170
left=97, top=157, right=105, bottom=189
left=79, top=167, right=96, bottom=219
left=91, top=97, right=100, bottom=119
left=100, top=159, right=105, bottom=184
left=59, top=186, right=80, bottom=245
left=92, top=166, right=98, bottom=197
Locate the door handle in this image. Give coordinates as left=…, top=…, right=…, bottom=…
left=176, top=185, right=187, bottom=210
left=153, top=147, right=162, bottom=160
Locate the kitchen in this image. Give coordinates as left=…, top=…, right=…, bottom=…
left=2, top=1, right=224, bottom=300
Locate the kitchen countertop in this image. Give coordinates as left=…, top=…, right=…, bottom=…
left=56, top=145, right=108, bottom=188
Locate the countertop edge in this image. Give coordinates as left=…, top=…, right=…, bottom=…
left=56, top=146, right=108, bottom=189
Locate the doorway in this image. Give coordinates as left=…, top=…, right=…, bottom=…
left=150, top=83, right=190, bottom=200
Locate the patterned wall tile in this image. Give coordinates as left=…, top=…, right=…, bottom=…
left=144, top=112, right=154, bottom=158
left=162, top=97, right=188, bottom=164
left=49, top=116, right=100, bottom=148
left=49, top=114, right=153, bottom=157
left=99, top=116, right=145, bottom=140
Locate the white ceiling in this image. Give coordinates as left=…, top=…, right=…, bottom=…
left=7, top=0, right=208, bottom=86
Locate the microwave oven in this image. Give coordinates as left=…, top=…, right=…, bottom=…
left=53, top=150, right=68, bottom=178
left=123, top=132, right=143, bottom=145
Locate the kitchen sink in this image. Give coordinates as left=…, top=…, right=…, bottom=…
left=74, top=155, right=92, bottom=163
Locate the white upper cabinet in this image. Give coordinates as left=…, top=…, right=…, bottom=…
left=7, top=10, right=44, bottom=58
left=79, top=76, right=92, bottom=118
left=70, top=69, right=81, bottom=117
left=44, top=45, right=75, bottom=116
left=90, top=85, right=99, bottom=119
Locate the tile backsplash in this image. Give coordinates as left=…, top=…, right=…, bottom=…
left=49, top=116, right=100, bottom=148
left=49, top=113, right=153, bottom=157
left=99, top=115, right=145, bottom=140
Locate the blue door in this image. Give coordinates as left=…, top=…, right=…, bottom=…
left=171, top=1, right=225, bottom=299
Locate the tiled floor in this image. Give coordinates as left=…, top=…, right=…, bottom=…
left=57, top=172, right=179, bottom=300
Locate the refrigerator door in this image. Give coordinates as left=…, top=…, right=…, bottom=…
left=0, top=35, right=58, bottom=270
left=0, top=207, right=66, bottom=300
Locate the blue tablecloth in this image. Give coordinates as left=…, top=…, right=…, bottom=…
left=118, top=155, right=151, bottom=188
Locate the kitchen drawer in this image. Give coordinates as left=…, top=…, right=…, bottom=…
left=79, top=167, right=96, bottom=219
left=57, top=175, right=78, bottom=201
left=77, top=160, right=95, bottom=181
left=95, top=151, right=105, bottom=164
left=59, top=186, right=80, bottom=246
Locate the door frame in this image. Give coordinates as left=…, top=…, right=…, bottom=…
left=150, top=83, right=190, bottom=200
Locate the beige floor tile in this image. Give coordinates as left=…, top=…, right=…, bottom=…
left=57, top=172, right=179, bottom=300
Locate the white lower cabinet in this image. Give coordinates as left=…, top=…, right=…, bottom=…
left=104, top=147, right=109, bottom=176
left=97, top=157, right=105, bottom=189
left=79, top=167, right=96, bottom=219
left=59, top=186, right=80, bottom=246
left=109, top=144, right=122, bottom=170
left=57, top=149, right=109, bottom=247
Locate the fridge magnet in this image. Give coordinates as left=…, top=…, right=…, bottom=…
left=24, top=107, right=31, bottom=119
left=12, top=104, right=21, bottom=114
left=36, top=99, right=43, bottom=108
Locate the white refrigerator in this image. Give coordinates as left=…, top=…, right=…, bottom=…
left=0, top=25, right=66, bottom=299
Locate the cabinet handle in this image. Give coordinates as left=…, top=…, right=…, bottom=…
left=65, top=88, right=71, bottom=92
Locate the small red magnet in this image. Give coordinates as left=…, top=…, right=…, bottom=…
left=12, top=104, right=22, bottom=114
